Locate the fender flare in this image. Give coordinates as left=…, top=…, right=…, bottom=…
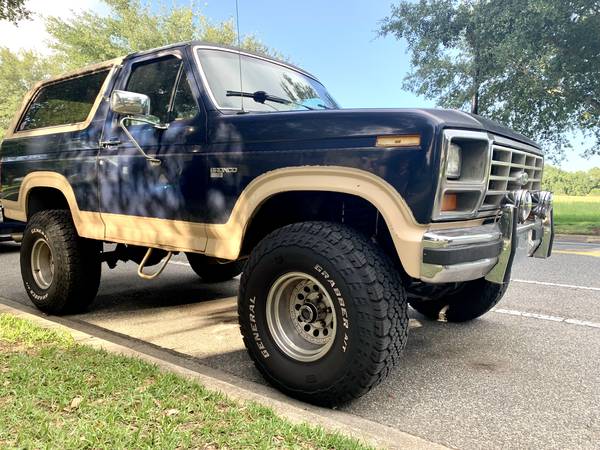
left=205, top=166, right=427, bottom=278
left=2, top=171, right=105, bottom=239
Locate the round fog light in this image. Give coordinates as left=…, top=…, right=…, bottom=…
left=519, top=191, right=533, bottom=222
left=533, top=191, right=553, bottom=218
left=510, top=189, right=533, bottom=223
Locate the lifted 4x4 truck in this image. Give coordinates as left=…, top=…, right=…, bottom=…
left=0, top=42, right=554, bottom=405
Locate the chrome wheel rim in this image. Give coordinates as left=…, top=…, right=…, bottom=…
left=31, top=238, right=54, bottom=289
left=266, top=272, right=337, bottom=362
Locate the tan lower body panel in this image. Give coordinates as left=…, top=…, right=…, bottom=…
left=101, top=212, right=208, bottom=253
left=3, top=167, right=432, bottom=278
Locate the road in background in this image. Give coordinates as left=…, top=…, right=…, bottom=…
left=0, top=239, right=598, bottom=449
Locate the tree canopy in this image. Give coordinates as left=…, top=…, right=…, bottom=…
left=380, top=0, right=600, bottom=162
left=543, top=165, right=600, bottom=195
left=45, top=0, right=278, bottom=70
left=0, top=0, right=277, bottom=141
left=0, top=0, right=30, bottom=24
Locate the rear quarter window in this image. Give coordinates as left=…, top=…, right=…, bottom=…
left=18, top=70, right=109, bottom=132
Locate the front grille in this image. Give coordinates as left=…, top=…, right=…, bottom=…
left=480, top=142, right=543, bottom=215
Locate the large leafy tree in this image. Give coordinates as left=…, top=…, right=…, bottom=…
left=543, top=165, right=600, bottom=195
left=379, top=0, right=600, bottom=161
left=45, top=0, right=278, bottom=70
left=0, top=49, right=59, bottom=141
left=0, top=0, right=276, bottom=141
left=0, top=0, right=30, bottom=23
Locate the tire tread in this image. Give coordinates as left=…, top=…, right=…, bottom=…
left=21, top=210, right=100, bottom=315
left=239, top=221, right=409, bottom=405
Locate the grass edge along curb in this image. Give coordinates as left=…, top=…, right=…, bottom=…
left=0, top=304, right=450, bottom=450
left=0, top=313, right=369, bottom=449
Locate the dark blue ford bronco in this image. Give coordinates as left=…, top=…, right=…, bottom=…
left=0, top=42, right=554, bottom=405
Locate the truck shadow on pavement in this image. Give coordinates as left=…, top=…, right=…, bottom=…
left=0, top=243, right=20, bottom=254
left=90, top=273, right=239, bottom=314
left=194, top=314, right=514, bottom=393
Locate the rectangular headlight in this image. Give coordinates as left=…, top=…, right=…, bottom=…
left=446, top=143, right=462, bottom=179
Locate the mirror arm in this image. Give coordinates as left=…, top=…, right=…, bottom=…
left=118, top=116, right=166, bottom=166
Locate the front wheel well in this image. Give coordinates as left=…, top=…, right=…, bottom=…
left=26, top=187, right=70, bottom=219
left=240, top=191, right=404, bottom=273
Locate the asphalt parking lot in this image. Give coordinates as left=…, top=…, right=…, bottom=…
left=1, top=239, right=598, bottom=449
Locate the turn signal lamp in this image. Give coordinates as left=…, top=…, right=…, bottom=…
left=441, top=193, right=457, bottom=211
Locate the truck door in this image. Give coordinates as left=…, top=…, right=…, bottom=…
left=98, top=50, right=208, bottom=251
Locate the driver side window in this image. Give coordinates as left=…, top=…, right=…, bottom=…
left=126, top=56, right=199, bottom=123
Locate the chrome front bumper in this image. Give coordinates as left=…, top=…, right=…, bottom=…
left=420, top=205, right=553, bottom=284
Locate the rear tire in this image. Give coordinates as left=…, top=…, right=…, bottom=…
left=238, top=221, right=409, bottom=405
left=20, top=210, right=101, bottom=315
left=409, top=278, right=509, bottom=322
left=186, top=253, right=244, bottom=282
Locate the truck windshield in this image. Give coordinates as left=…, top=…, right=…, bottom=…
left=195, top=48, right=338, bottom=112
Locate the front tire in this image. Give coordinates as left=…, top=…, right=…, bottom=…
left=409, top=278, right=509, bottom=322
left=239, top=222, right=409, bottom=405
left=20, top=210, right=101, bottom=315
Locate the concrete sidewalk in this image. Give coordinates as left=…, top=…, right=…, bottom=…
left=0, top=299, right=448, bottom=450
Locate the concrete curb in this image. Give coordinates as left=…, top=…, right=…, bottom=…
left=0, top=299, right=449, bottom=450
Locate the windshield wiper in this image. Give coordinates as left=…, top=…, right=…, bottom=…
left=226, top=90, right=314, bottom=110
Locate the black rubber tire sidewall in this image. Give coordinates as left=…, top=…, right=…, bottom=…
left=20, top=225, right=62, bottom=312
left=20, top=210, right=101, bottom=315
left=239, top=222, right=409, bottom=405
left=240, top=244, right=357, bottom=396
left=186, top=253, right=244, bottom=282
left=410, top=278, right=509, bottom=322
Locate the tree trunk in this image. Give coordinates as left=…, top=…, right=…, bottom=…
left=471, top=87, right=479, bottom=115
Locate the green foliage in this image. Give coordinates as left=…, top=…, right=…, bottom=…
left=0, top=48, right=60, bottom=141
left=0, top=0, right=278, bottom=141
left=45, top=0, right=279, bottom=70
left=0, top=314, right=368, bottom=449
left=553, top=195, right=600, bottom=235
left=542, top=165, right=600, bottom=195
left=380, top=0, right=600, bottom=161
left=0, top=0, right=30, bottom=24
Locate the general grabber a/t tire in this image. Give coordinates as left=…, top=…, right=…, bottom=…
left=20, top=210, right=101, bottom=315
left=238, top=221, right=409, bottom=406
left=409, top=278, right=509, bottom=322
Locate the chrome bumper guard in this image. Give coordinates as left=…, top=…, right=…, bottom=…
left=421, top=203, right=553, bottom=284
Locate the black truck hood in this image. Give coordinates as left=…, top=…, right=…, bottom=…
left=210, top=107, right=541, bottom=154
left=416, top=108, right=540, bottom=149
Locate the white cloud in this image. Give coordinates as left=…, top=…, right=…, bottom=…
left=0, top=0, right=105, bottom=54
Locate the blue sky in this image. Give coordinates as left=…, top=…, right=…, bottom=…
left=1, top=0, right=597, bottom=170
left=197, top=0, right=429, bottom=109
left=193, top=0, right=599, bottom=171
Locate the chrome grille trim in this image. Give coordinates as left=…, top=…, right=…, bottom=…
left=479, top=140, right=543, bottom=216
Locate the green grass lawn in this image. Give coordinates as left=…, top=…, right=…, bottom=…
left=0, top=314, right=368, bottom=450
left=553, top=195, right=600, bottom=235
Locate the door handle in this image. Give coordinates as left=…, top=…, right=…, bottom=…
left=100, top=139, right=121, bottom=148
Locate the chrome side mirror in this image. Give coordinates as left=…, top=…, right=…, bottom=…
left=110, top=90, right=150, bottom=116
left=108, top=90, right=166, bottom=166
